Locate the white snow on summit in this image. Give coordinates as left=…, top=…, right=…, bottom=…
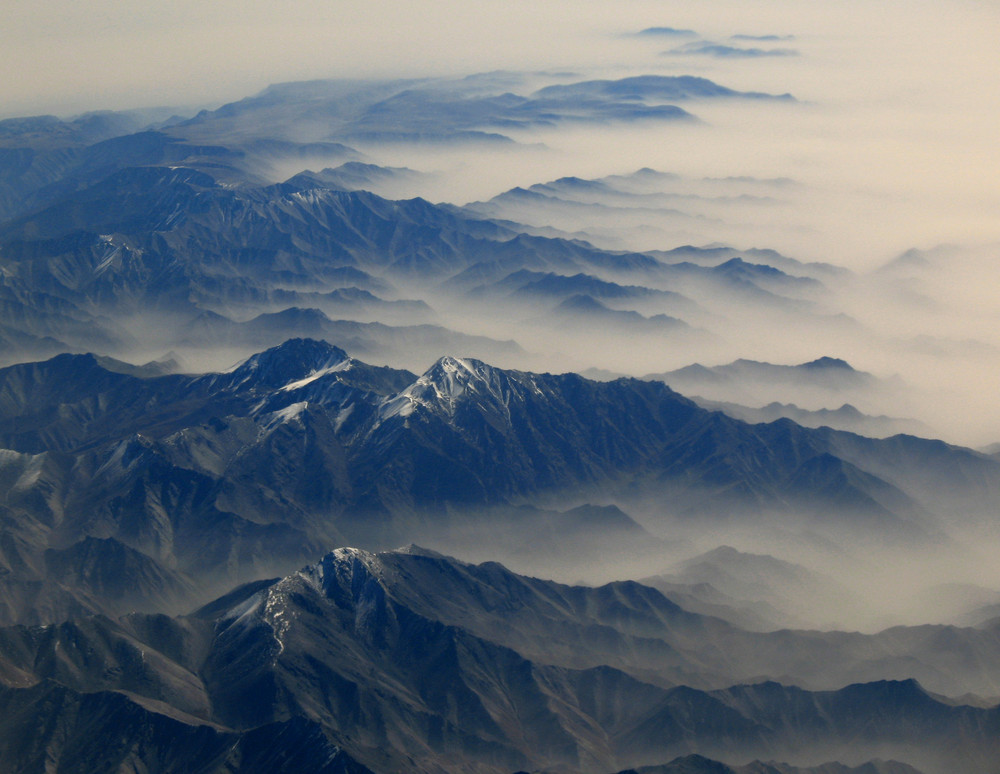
left=375, top=355, right=546, bottom=425
left=378, top=356, right=483, bottom=420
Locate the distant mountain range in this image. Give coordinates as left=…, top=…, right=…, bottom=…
left=0, top=160, right=787, bottom=370
left=640, top=546, right=863, bottom=631
left=0, top=73, right=792, bottom=221
left=648, top=356, right=876, bottom=394
left=640, top=357, right=917, bottom=430
left=689, top=397, right=932, bottom=439
left=0, top=75, right=858, bottom=387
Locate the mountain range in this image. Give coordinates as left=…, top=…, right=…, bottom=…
left=3, top=337, right=999, bottom=626
left=2, top=545, right=999, bottom=774
left=1, top=69, right=998, bottom=773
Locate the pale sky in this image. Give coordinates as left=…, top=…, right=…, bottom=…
left=4, top=0, right=997, bottom=116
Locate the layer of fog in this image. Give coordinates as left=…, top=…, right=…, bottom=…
left=412, top=494, right=1000, bottom=644
left=232, top=2, right=1000, bottom=445
left=287, top=0, right=1000, bottom=271
left=10, top=0, right=999, bottom=262
left=102, top=235, right=1000, bottom=447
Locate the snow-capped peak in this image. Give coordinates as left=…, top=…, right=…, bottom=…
left=377, top=355, right=493, bottom=420
left=216, top=339, right=351, bottom=392
left=297, top=547, right=389, bottom=598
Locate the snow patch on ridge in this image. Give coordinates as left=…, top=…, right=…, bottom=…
left=378, top=391, right=417, bottom=420
left=261, top=401, right=308, bottom=430
left=263, top=583, right=294, bottom=658
left=279, top=358, right=354, bottom=392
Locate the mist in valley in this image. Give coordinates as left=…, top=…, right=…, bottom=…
left=395, top=471, right=1000, bottom=642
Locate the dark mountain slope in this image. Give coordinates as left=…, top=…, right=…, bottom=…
left=0, top=680, right=375, bottom=774
left=1, top=547, right=997, bottom=773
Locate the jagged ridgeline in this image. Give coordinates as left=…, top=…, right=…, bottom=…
left=0, top=546, right=997, bottom=773
left=2, top=337, right=999, bottom=625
